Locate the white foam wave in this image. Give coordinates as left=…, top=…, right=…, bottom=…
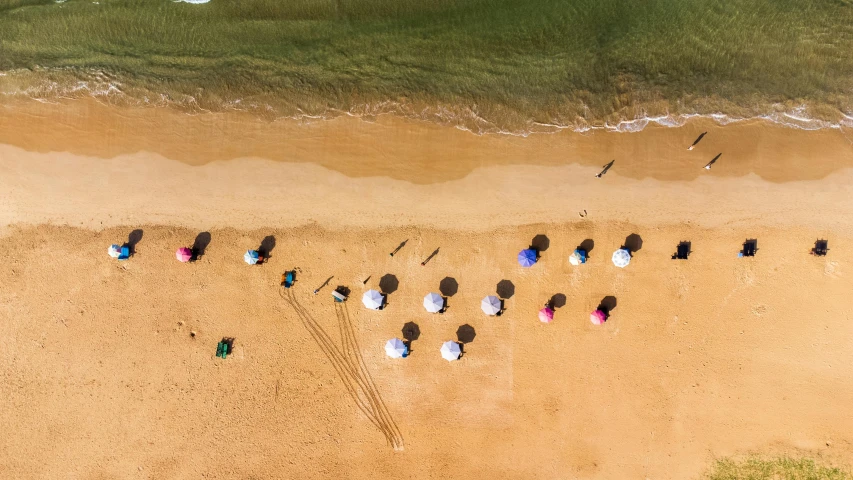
left=1, top=67, right=852, bottom=135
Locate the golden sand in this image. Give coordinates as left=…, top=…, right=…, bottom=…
left=1, top=99, right=852, bottom=478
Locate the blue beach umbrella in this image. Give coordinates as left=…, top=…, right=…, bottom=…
left=518, top=249, right=538, bottom=267
left=244, top=249, right=260, bottom=265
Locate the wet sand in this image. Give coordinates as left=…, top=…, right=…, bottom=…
left=2, top=98, right=853, bottom=184
left=1, top=99, right=853, bottom=479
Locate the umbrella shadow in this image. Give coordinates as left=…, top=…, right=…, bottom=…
left=531, top=234, right=550, bottom=254
left=191, top=231, right=211, bottom=261
left=123, top=229, right=143, bottom=255
left=379, top=274, right=399, bottom=295
left=623, top=234, right=643, bottom=254
left=456, top=324, right=476, bottom=344
left=548, top=293, right=567, bottom=309
left=439, top=277, right=459, bottom=297
left=259, top=235, right=276, bottom=259
left=402, top=322, right=420, bottom=354
left=597, top=296, right=617, bottom=318
left=578, top=239, right=594, bottom=256
left=496, top=280, right=515, bottom=299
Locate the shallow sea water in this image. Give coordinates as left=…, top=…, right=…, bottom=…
left=1, top=0, right=852, bottom=133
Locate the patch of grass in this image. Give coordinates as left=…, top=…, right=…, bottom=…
left=706, top=456, right=852, bottom=480
left=1, top=0, right=853, bottom=128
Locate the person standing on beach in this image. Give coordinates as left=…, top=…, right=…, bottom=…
left=704, top=153, right=721, bottom=170
left=596, top=160, right=614, bottom=178
left=688, top=132, right=708, bottom=151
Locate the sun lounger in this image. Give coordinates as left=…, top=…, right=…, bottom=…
left=672, top=242, right=690, bottom=260
left=740, top=240, right=757, bottom=257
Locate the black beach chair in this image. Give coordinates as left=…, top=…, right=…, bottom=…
left=812, top=240, right=828, bottom=256
left=741, top=239, right=757, bottom=257
left=672, top=241, right=691, bottom=260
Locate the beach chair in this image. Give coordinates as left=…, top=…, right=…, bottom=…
left=118, top=246, right=130, bottom=260
left=812, top=240, right=828, bottom=256
left=672, top=242, right=690, bottom=260
left=740, top=240, right=757, bottom=257
left=216, top=341, right=228, bottom=359
left=332, top=288, right=347, bottom=303
left=282, top=271, right=296, bottom=288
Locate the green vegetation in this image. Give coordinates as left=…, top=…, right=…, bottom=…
left=1, top=0, right=853, bottom=129
left=706, top=456, right=852, bottom=480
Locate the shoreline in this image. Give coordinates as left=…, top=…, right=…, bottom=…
left=2, top=98, right=853, bottom=235
left=1, top=98, right=853, bottom=185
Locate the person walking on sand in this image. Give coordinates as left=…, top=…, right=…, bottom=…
left=596, top=160, right=614, bottom=178
left=704, top=153, right=721, bottom=170
left=688, top=132, right=707, bottom=151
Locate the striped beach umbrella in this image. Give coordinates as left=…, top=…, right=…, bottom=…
left=108, top=244, right=121, bottom=258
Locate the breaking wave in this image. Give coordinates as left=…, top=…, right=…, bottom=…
left=1, top=67, right=851, bottom=136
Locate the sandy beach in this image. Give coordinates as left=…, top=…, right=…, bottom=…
left=2, top=99, right=853, bottom=479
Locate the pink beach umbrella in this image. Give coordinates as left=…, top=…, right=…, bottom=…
left=590, top=309, right=607, bottom=325
left=538, top=307, right=554, bottom=323
left=176, top=247, right=192, bottom=263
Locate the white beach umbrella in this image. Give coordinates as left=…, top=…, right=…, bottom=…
left=440, top=341, right=461, bottom=362
left=481, top=295, right=502, bottom=316
left=385, top=338, right=407, bottom=358
left=107, top=244, right=121, bottom=258
left=611, top=248, right=631, bottom=268
left=423, top=293, right=444, bottom=313
left=362, top=289, right=384, bottom=310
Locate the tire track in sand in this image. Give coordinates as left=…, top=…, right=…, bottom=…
left=282, top=288, right=404, bottom=450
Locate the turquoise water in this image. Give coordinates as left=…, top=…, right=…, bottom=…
left=1, top=0, right=852, bottom=132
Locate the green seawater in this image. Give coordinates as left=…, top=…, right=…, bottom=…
left=1, top=0, right=853, bottom=132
